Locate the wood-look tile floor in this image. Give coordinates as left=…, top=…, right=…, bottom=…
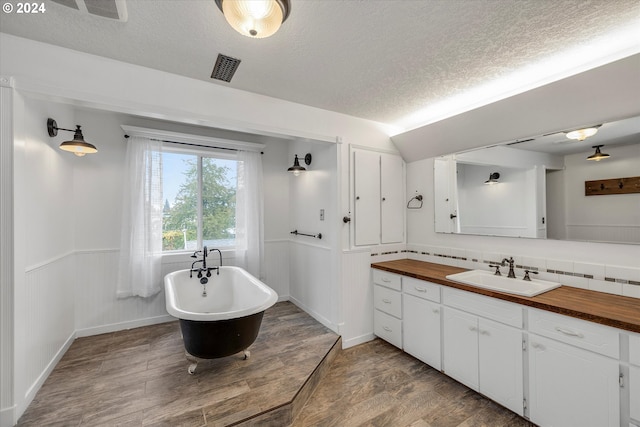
left=17, top=302, right=339, bottom=427
left=295, top=339, right=536, bottom=427
left=18, top=301, right=535, bottom=427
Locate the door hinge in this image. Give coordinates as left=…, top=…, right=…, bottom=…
left=522, top=339, right=526, bottom=351
left=619, top=373, right=624, bottom=388
left=523, top=398, right=527, bottom=411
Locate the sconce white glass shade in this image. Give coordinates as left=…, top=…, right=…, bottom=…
left=218, top=0, right=289, bottom=38
left=566, top=126, right=600, bottom=141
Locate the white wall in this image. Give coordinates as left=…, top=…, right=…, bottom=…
left=288, top=141, right=340, bottom=330
left=12, top=94, right=77, bottom=419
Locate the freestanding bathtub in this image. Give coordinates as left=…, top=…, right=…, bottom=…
left=164, top=266, right=278, bottom=374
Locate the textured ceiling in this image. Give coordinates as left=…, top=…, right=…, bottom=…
left=1, top=0, right=639, bottom=130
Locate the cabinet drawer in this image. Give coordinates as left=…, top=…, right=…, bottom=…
left=372, top=269, right=401, bottom=291
left=443, top=287, right=522, bottom=328
left=374, top=284, right=402, bottom=318
left=403, top=277, right=441, bottom=303
left=374, top=309, right=402, bottom=348
left=630, top=333, right=640, bottom=367
left=528, top=308, right=619, bottom=359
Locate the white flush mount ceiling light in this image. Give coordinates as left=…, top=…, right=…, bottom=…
left=566, top=125, right=602, bottom=141
left=215, top=0, right=291, bottom=38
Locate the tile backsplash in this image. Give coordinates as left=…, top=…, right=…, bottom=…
left=370, top=244, right=640, bottom=299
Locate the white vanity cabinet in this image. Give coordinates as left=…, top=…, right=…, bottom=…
left=629, top=333, right=640, bottom=425
left=372, top=270, right=402, bottom=348
left=402, top=277, right=442, bottom=370
left=528, top=309, right=620, bottom=427
left=442, top=287, right=524, bottom=415
left=353, top=149, right=404, bottom=246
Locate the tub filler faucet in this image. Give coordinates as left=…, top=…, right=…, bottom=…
left=189, top=246, right=222, bottom=279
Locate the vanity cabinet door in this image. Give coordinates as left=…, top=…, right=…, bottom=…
left=443, top=307, right=479, bottom=390
left=403, top=293, right=441, bottom=370
left=528, top=334, right=619, bottom=427
left=478, top=318, right=523, bottom=416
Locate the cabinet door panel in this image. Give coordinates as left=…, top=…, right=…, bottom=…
left=443, top=307, right=479, bottom=390
left=478, top=318, right=523, bottom=415
left=528, top=334, right=619, bottom=427
left=403, top=294, right=441, bottom=369
left=380, top=153, right=403, bottom=243
left=354, top=150, right=380, bottom=246
left=631, top=365, right=640, bottom=422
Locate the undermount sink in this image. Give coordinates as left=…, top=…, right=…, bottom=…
left=445, top=270, right=561, bottom=297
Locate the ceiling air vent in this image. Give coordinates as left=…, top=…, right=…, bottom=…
left=211, top=54, right=241, bottom=83
left=50, top=0, right=128, bottom=21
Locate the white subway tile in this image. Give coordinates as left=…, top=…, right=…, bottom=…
left=559, top=274, right=589, bottom=290
left=605, top=265, right=640, bottom=282
left=522, top=256, right=546, bottom=271
left=546, top=259, right=574, bottom=274
left=622, top=284, right=640, bottom=299
left=573, top=262, right=606, bottom=280
left=588, top=279, right=623, bottom=296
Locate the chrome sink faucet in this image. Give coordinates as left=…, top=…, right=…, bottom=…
left=502, top=257, right=516, bottom=278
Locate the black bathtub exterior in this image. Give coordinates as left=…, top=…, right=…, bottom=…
left=179, top=311, right=265, bottom=359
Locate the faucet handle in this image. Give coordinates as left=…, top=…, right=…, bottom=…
left=489, top=264, right=502, bottom=276
left=523, top=270, right=539, bottom=281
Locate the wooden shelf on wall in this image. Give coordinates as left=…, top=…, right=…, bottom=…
left=585, top=176, right=640, bottom=196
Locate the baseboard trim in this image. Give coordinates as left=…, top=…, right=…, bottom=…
left=0, top=404, right=17, bottom=427
left=342, top=333, right=375, bottom=349
left=75, top=314, right=175, bottom=338
left=288, top=297, right=338, bottom=334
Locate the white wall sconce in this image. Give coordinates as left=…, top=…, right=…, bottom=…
left=484, top=172, right=500, bottom=185
left=214, top=0, right=291, bottom=39
left=287, top=153, right=311, bottom=176
left=587, top=145, right=610, bottom=161
left=47, top=118, right=97, bottom=157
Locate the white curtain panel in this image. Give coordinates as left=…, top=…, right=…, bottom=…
left=116, top=136, right=164, bottom=298
left=235, top=150, right=265, bottom=280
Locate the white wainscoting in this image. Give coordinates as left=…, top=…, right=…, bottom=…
left=289, top=240, right=338, bottom=333
left=264, top=240, right=290, bottom=301
left=17, top=253, right=76, bottom=417
left=74, top=250, right=175, bottom=337
left=341, top=249, right=376, bottom=348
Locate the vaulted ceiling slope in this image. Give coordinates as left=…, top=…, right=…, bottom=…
left=0, top=0, right=639, bottom=132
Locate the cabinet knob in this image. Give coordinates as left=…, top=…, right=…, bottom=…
left=382, top=197, right=386, bottom=201
left=356, top=196, right=360, bottom=200
left=382, top=298, right=391, bottom=304
left=383, top=326, right=392, bottom=332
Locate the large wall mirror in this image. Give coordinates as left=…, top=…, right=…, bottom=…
left=434, top=114, right=640, bottom=244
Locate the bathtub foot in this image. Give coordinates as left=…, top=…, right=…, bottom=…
left=243, top=350, right=250, bottom=360
left=188, top=362, right=198, bottom=375
left=185, top=351, right=199, bottom=375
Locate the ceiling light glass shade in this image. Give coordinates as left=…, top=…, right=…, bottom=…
left=566, top=126, right=600, bottom=141
left=484, top=172, right=500, bottom=185
left=59, top=126, right=98, bottom=157
left=587, top=145, right=610, bottom=161
left=218, top=0, right=290, bottom=38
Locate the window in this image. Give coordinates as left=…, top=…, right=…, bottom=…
left=161, top=149, right=238, bottom=252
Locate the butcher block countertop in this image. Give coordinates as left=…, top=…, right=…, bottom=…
left=372, top=259, right=640, bottom=334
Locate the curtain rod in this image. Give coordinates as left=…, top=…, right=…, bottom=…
left=123, top=134, right=264, bottom=154
left=120, top=125, right=265, bottom=153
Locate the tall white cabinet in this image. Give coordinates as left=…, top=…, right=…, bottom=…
left=353, top=149, right=404, bottom=246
